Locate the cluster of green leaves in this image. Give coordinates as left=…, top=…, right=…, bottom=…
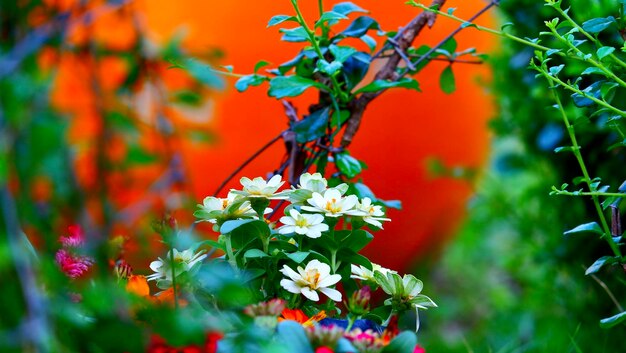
left=414, top=0, right=626, bottom=351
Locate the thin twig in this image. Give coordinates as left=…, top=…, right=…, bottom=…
left=376, top=53, right=483, bottom=65
left=585, top=265, right=624, bottom=312
left=213, top=131, right=284, bottom=196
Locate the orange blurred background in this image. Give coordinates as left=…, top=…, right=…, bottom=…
left=46, top=0, right=496, bottom=271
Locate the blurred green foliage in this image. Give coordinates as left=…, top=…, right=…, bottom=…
left=423, top=0, right=626, bottom=351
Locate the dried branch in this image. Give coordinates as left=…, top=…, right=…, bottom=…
left=340, top=0, right=447, bottom=148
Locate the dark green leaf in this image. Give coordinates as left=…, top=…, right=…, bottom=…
left=381, top=331, right=417, bottom=353
left=244, top=249, right=269, bottom=259
left=287, top=251, right=310, bottom=264
left=341, top=229, right=374, bottom=252
left=268, top=76, right=325, bottom=98
left=580, top=67, right=605, bottom=76
left=355, top=77, right=420, bottom=94
left=585, top=256, right=619, bottom=275
left=126, top=145, right=159, bottom=165
left=254, top=60, right=271, bottom=73
left=332, top=2, right=368, bottom=16
left=360, top=34, right=377, bottom=52
left=563, top=222, right=603, bottom=236
left=292, top=107, right=330, bottom=143
left=316, top=59, right=343, bottom=75
left=600, top=311, right=626, bottom=329
left=268, top=15, right=297, bottom=27
left=582, top=16, right=615, bottom=34
left=339, top=16, right=380, bottom=38
left=316, top=11, right=348, bottom=26
left=336, top=153, right=362, bottom=178
left=342, top=52, right=371, bottom=89
left=439, top=65, right=456, bottom=94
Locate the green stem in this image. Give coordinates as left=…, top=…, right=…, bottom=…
left=224, top=235, right=237, bottom=268
left=552, top=189, right=626, bottom=198
left=330, top=250, right=338, bottom=273
left=290, top=0, right=345, bottom=101
left=550, top=27, right=626, bottom=89
left=318, top=0, right=324, bottom=17
left=547, top=84, right=622, bottom=259
left=346, top=314, right=356, bottom=332
left=168, top=248, right=179, bottom=309
left=552, top=5, right=626, bottom=70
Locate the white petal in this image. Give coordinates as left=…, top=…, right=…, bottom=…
left=267, top=174, right=283, bottom=187
left=295, top=226, right=308, bottom=235
left=301, top=205, right=322, bottom=213
left=280, top=265, right=302, bottom=281
left=364, top=218, right=383, bottom=228
left=305, top=229, right=322, bottom=238
left=300, top=287, right=320, bottom=301
left=280, top=216, right=296, bottom=226
left=319, top=287, right=342, bottom=302
left=309, top=192, right=326, bottom=208
left=341, top=195, right=358, bottom=211
left=310, top=223, right=329, bottom=232
left=308, top=213, right=325, bottom=225
left=278, top=225, right=296, bottom=235
left=149, top=260, right=163, bottom=272
left=280, top=279, right=301, bottom=294
left=318, top=273, right=341, bottom=288
left=324, top=188, right=342, bottom=200
left=288, top=208, right=301, bottom=219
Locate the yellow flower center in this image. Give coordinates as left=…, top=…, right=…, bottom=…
left=295, top=217, right=309, bottom=227
left=324, top=198, right=341, bottom=213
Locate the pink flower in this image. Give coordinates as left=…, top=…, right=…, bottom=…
left=59, top=225, right=85, bottom=248
left=315, top=347, right=334, bottom=353
left=413, top=345, right=426, bottom=353
left=55, top=249, right=93, bottom=279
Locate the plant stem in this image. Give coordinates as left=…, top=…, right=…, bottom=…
left=551, top=4, right=626, bottom=70
left=547, top=85, right=622, bottom=259
left=290, top=0, right=345, bottom=101
left=552, top=189, right=626, bottom=198
left=169, top=247, right=179, bottom=309
left=224, top=234, right=237, bottom=268
left=331, top=250, right=338, bottom=273
left=318, top=0, right=324, bottom=17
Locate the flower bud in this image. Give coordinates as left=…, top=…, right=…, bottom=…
left=347, top=286, right=371, bottom=316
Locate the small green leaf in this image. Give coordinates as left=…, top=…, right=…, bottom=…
left=354, top=77, right=420, bottom=94
left=582, top=16, right=615, bottom=34
left=268, top=15, right=297, bottom=27
left=280, top=27, right=309, bottom=42
left=600, top=311, right=626, bottom=329
left=332, top=2, right=368, bottom=16
left=339, top=16, right=380, bottom=38
left=329, top=45, right=357, bottom=63
left=254, top=60, right=271, bottom=73
left=360, top=35, right=377, bottom=52
left=180, top=59, right=224, bottom=89
left=316, top=11, right=348, bottom=26
left=126, top=145, right=159, bottom=165
left=235, top=74, right=266, bottom=92
left=381, top=331, right=417, bottom=353
left=244, top=249, right=269, bottom=259
left=287, top=251, right=310, bottom=264
left=268, top=76, right=325, bottom=98
left=597, top=46, right=615, bottom=60
left=439, top=65, right=456, bottom=94
left=585, top=256, right=618, bottom=275
left=316, top=59, right=343, bottom=76
left=335, top=153, right=362, bottom=178
left=580, top=67, right=605, bottom=76
left=563, top=222, right=603, bottom=236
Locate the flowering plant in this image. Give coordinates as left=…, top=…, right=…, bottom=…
left=98, top=173, right=435, bottom=352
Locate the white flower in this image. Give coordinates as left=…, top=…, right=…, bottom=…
left=354, top=197, right=391, bottom=229
left=195, top=192, right=258, bottom=224
left=350, top=263, right=397, bottom=282
left=231, top=175, right=290, bottom=199
left=301, top=188, right=359, bottom=217
left=280, top=259, right=342, bottom=302
left=278, top=209, right=329, bottom=238
left=298, top=173, right=327, bottom=193
left=146, top=248, right=207, bottom=283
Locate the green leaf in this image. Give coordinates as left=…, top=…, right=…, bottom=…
left=220, top=219, right=257, bottom=234
left=181, top=59, right=224, bottom=89
left=354, top=77, right=420, bottom=94
left=381, top=331, right=417, bottom=353
left=597, top=46, right=615, bottom=60
left=439, top=65, right=456, bottom=94
left=268, top=15, right=297, bottom=27
left=600, top=311, right=626, bottom=329
left=316, top=11, right=348, bottom=27
left=280, top=27, right=309, bottom=42
left=244, top=249, right=269, bottom=259
left=580, top=67, right=605, bottom=76
left=335, top=153, right=362, bottom=178
left=126, top=145, right=159, bottom=165
left=254, top=60, right=271, bottom=73
left=268, top=76, right=325, bottom=98
left=439, top=38, right=457, bottom=56
left=329, top=45, right=357, bottom=63
left=360, top=35, right=377, bottom=52
left=582, top=16, right=615, bottom=34
left=585, top=256, right=619, bottom=275
left=235, top=74, right=266, bottom=92
left=276, top=321, right=314, bottom=353
left=316, top=59, right=343, bottom=76
left=287, top=251, right=310, bottom=264
left=332, top=2, right=368, bottom=16
left=341, top=230, right=373, bottom=252
left=563, top=222, right=603, bottom=236
left=292, top=107, right=330, bottom=143
left=339, top=16, right=380, bottom=38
